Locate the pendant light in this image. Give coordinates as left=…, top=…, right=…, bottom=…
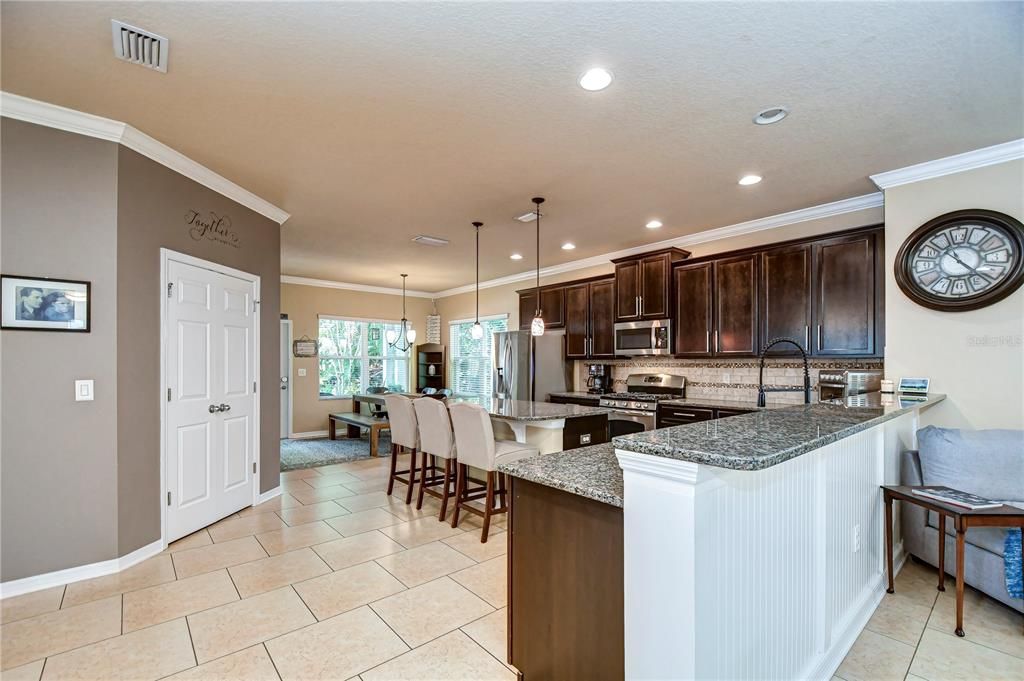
left=530, top=197, right=546, bottom=336
left=385, top=274, right=416, bottom=351
left=470, top=221, right=485, bottom=340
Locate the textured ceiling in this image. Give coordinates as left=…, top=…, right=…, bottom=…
left=2, top=2, right=1021, bottom=291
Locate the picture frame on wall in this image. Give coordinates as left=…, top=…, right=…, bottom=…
left=0, top=274, right=91, bottom=332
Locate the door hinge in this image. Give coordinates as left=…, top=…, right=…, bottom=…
left=167, top=388, right=171, bottom=402
left=252, top=462, right=257, bottom=474
left=166, top=491, right=171, bottom=506
left=167, top=282, right=174, bottom=298
left=253, top=299, right=261, bottom=312
left=253, top=381, right=257, bottom=393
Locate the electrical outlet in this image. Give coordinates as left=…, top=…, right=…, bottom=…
left=853, top=524, right=861, bottom=553
left=723, top=373, right=731, bottom=384
left=298, top=368, right=307, bottom=377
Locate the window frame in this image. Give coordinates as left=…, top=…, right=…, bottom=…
left=317, top=315, right=413, bottom=400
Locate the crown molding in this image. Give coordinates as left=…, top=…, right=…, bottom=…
left=0, top=91, right=290, bottom=225
left=280, top=275, right=435, bottom=298
left=870, top=138, right=1024, bottom=190
left=433, top=192, right=883, bottom=297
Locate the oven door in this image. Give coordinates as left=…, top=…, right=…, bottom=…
left=607, top=409, right=655, bottom=437
left=614, top=320, right=671, bottom=356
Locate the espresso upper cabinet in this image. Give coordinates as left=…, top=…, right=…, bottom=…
left=760, top=244, right=812, bottom=354
left=714, top=255, right=758, bottom=355
left=813, top=232, right=878, bottom=356
left=518, top=287, right=566, bottom=331
left=614, top=248, right=690, bottom=322
left=673, top=263, right=713, bottom=356
left=564, top=278, right=615, bottom=359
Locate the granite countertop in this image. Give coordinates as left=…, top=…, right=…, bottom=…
left=452, top=396, right=610, bottom=422
left=613, top=393, right=946, bottom=471
left=497, top=443, right=623, bottom=508
left=659, top=397, right=772, bottom=411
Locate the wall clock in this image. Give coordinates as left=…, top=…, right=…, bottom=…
left=894, top=209, right=1024, bottom=312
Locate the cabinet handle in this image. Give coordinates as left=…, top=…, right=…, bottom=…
left=805, top=325, right=809, bottom=351
left=714, top=329, right=719, bottom=353
left=639, top=295, right=644, bottom=316
left=635, top=295, right=640, bottom=316
left=706, top=329, right=710, bottom=353
left=817, top=324, right=822, bottom=351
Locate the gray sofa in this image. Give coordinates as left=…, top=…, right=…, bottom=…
left=901, top=425, right=1023, bottom=613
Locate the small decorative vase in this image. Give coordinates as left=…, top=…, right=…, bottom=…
left=427, top=365, right=436, bottom=376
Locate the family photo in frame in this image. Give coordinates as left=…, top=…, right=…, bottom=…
left=0, top=274, right=91, bottom=332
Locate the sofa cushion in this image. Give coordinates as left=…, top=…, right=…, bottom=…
left=917, top=425, right=1024, bottom=503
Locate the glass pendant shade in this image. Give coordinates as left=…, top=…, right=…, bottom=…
left=385, top=328, right=399, bottom=344
left=531, top=315, right=545, bottom=336
left=406, top=328, right=417, bottom=343
left=471, top=321, right=484, bottom=340
left=530, top=198, right=546, bottom=337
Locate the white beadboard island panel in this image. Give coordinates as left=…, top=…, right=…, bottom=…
left=616, top=406, right=925, bottom=681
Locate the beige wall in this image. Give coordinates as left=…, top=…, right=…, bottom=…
left=883, top=160, right=1024, bottom=430
left=281, top=284, right=434, bottom=434
left=435, top=206, right=884, bottom=329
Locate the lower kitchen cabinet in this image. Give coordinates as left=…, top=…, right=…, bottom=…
left=657, top=403, right=754, bottom=426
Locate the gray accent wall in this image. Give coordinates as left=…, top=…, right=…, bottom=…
left=0, top=119, right=282, bottom=581
left=1, top=119, right=120, bottom=581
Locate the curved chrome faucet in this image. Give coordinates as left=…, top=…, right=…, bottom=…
left=757, top=338, right=811, bottom=408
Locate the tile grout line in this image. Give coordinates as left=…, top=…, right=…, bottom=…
left=460, top=623, right=516, bottom=675
left=183, top=615, right=199, bottom=670
left=262, top=642, right=285, bottom=681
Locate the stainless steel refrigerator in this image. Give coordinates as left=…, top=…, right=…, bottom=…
left=492, top=330, right=570, bottom=402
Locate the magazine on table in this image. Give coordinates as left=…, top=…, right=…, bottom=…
left=911, top=487, right=1002, bottom=510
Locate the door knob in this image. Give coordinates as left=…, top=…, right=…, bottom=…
left=209, top=404, right=220, bottom=413
left=220, top=403, right=231, bottom=412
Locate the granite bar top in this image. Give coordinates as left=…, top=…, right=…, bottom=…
left=659, top=397, right=772, bottom=411
left=453, top=396, right=611, bottom=422
left=497, top=443, right=624, bottom=508
left=613, top=393, right=946, bottom=471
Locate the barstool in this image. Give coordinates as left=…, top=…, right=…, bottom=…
left=383, top=394, right=420, bottom=505
left=448, top=402, right=539, bottom=542
left=412, top=397, right=458, bottom=520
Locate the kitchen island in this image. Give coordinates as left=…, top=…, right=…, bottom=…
left=499, top=393, right=945, bottom=681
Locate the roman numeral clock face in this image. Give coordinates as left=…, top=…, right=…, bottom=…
left=896, top=211, right=1024, bottom=312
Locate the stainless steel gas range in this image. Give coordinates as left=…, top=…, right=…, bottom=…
left=598, top=373, right=685, bottom=437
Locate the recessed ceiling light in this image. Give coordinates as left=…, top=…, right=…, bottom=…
left=510, top=253, right=523, bottom=260
left=753, top=106, right=789, bottom=125
left=561, top=242, right=576, bottom=250
left=646, top=220, right=663, bottom=229
left=738, top=175, right=762, bottom=186
left=515, top=211, right=542, bottom=223
left=411, top=234, right=449, bottom=246
left=578, top=67, right=613, bottom=92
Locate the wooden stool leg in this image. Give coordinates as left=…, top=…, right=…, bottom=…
left=416, top=451, right=429, bottom=510
left=451, top=464, right=465, bottom=528
left=884, top=492, right=895, bottom=594
left=955, top=527, right=966, bottom=637
left=497, top=472, right=507, bottom=510
left=937, top=513, right=946, bottom=592
left=387, top=443, right=399, bottom=496
left=438, top=459, right=452, bottom=522
left=405, top=448, right=418, bottom=505
left=481, top=471, right=495, bottom=543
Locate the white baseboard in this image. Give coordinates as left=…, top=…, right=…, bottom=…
left=0, top=538, right=164, bottom=599
left=257, top=485, right=282, bottom=505
left=288, top=430, right=329, bottom=439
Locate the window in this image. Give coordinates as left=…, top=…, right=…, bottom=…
left=448, top=316, right=508, bottom=399
left=318, top=317, right=410, bottom=398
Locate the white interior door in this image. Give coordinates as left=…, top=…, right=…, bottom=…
left=280, top=320, right=291, bottom=438
left=165, top=258, right=256, bottom=542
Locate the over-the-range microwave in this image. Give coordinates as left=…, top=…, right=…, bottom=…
left=614, top=319, right=672, bottom=356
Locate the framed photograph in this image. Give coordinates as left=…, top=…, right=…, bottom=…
left=898, top=377, right=930, bottom=395
left=1, top=275, right=91, bottom=332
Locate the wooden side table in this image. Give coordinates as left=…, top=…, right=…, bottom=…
left=882, top=485, right=1024, bottom=637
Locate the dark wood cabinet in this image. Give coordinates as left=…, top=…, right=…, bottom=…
left=517, top=286, right=565, bottom=331
left=760, top=244, right=812, bottom=354
left=564, top=277, right=615, bottom=359
left=656, top=403, right=754, bottom=427
left=548, top=394, right=601, bottom=407
left=673, top=262, right=713, bottom=356
left=613, top=248, right=690, bottom=322
left=714, top=255, right=758, bottom=355
left=813, top=232, right=878, bottom=356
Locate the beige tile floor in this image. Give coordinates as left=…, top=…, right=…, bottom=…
left=2, top=455, right=1020, bottom=680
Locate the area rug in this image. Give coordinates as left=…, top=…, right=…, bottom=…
left=280, top=433, right=392, bottom=471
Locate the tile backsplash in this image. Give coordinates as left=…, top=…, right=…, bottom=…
left=574, top=358, right=885, bottom=405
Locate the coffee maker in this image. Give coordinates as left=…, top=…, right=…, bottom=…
left=586, top=364, right=613, bottom=394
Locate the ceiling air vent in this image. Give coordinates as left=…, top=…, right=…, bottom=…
left=111, top=20, right=168, bottom=73
left=412, top=235, right=449, bottom=247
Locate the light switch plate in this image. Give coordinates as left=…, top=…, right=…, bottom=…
left=75, top=379, right=94, bottom=401
left=298, top=368, right=307, bottom=377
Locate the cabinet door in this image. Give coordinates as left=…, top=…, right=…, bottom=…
left=760, top=244, right=812, bottom=354
left=518, top=292, right=537, bottom=331
left=714, top=255, right=758, bottom=355
left=564, top=283, right=590, bottom=358
left=657, top=405, right=715, bottom=426
left=589, top=280, right=616, bottom=358
left=673, top=263, right=713, bottom=356
left=615, top=261, right=640, bottom=321
left=813, top=233, right=875, bottom=355
left=639, top=254, right=671, bottom=319
left=540, top=287, right=565, bottom=329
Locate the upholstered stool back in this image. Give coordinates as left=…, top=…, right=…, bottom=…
left=448, top=402, right=497, bottom=471
left=413, top=397, right=456, bottom=460
left=384, top=394, right=419, bottom=450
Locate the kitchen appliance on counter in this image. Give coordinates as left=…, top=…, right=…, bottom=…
left=585, top=364, right=614, bottom=394
left=493, top=330, right=571, bottom=402
left=613, top=319, right=672, bottom=356
left=598, top=373, right=686, bottom=436
left=818, top=369, right=883, bottom=402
